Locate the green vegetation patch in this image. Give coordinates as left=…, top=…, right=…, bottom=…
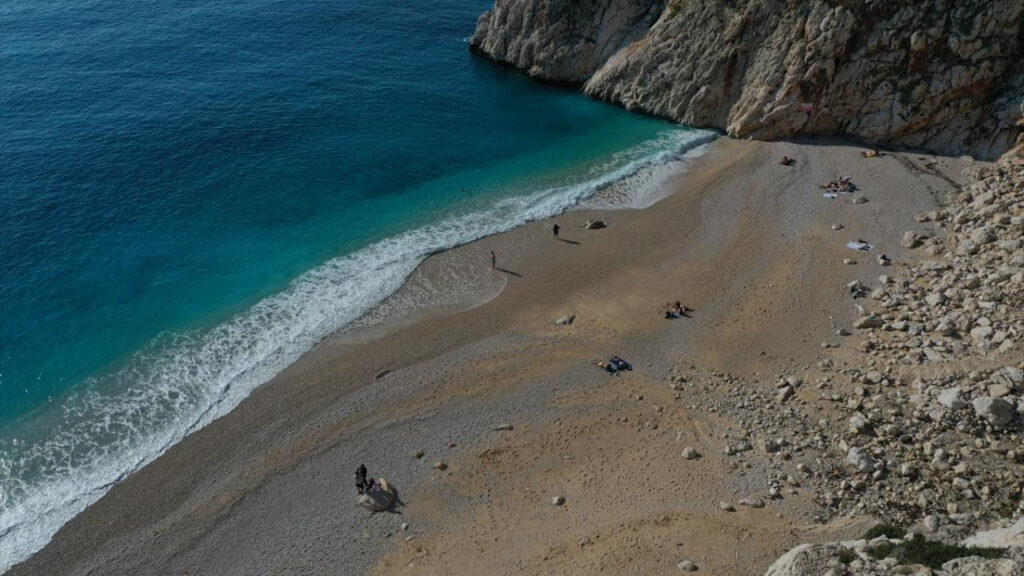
left=867, top=533, right=1006, bottom=569
left=863, top=523, right=907, bottom=540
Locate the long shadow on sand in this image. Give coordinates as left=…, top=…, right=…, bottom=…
left=498, top=267, right=522, bottom=277
left=558, top=238, right=581, bottom=245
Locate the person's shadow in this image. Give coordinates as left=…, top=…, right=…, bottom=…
left=558, top=238, right=581, bottom=245
left=498, top=267, right=522, bottom=277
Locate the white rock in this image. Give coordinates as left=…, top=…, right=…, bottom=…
left=849, top=412, right=871, bottom=433
left=937, top=387, right=967, bottom=410
left=777, top=385, right=794, bottom=403
left=677, top=559, right=698, bottom=572
left=972, top=397, right=1014, bottom=426
left=962, top=518, right=1024, bottom=548
left=846, top=447, right=877, bottom=472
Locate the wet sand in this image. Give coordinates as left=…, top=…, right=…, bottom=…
left=10, top=137, right=979, bottom=575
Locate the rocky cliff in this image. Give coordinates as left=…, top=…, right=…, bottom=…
left=471, top=0, right=1024, bottom=159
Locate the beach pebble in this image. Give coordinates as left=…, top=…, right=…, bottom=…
left=831, top=223, right=844, bottom=230
left=432, top=461, right=448, bottom=470
left=843, top=257, right=857, bottom=265
left=677, top=559, right=698, bottom=571
left=853, top=315, right=884, bottom=329
left=681, top=447, right=701, bottom=460
left=551, top=495, right=565, bottom=506
left=493, top=424, right=514, bottom=431
left=401, top=522, right=409, bottom=531
left=739, top=497, right=765, bottom=508
left=718, top=501, right=736, bottom=512
left=413, top=450, right=424, bottom=459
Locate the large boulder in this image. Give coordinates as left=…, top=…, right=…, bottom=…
left=972, top=397, right=1015, bottom=426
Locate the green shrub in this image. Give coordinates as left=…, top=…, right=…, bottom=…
left=868, top=533, right=1006, bottom=569
left=863, top=523, right=906, bottom=540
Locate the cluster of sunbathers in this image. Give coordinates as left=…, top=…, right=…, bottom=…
left=821, top=176, right=856, bottom=194
left=663, top=301, right=691, bottom=318
left=594, top=356, right=633, bottom=373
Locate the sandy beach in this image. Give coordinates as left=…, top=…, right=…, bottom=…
left=12, top=137, right=1008, bottom=576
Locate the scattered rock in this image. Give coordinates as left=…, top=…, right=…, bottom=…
left=681, top=447, right=701, bottom=460
left=676, top=559, right=698, bottom=572
left=845, top=447, right=877, bottom=472
left=551, top=495, right=565, bottom=506
left=555, top=314, right=575, bottom=326
left=901, top=231, right=922, bottom=248
left=853, top=315, right=884, bottom=329
left=972, top=397, right=1014, bottom=426
left=937, top=387, right=967, bottom=410
left=739, top=497, right=766, bottom=508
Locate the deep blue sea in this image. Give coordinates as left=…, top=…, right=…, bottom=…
left=0, top=0, right=711, bottom=568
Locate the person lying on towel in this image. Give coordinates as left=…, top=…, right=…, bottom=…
left=593, top=359, right=617, bottom=373
left=610, top=356, right=632, bottom=371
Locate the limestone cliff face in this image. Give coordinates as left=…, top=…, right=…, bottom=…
left=471, top=0, right=1024, bottom=159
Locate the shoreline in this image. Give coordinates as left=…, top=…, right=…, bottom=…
left=12, top=136, right=1012, bottom=576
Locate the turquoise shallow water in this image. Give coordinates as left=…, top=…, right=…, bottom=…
left=0, top=0, right=712, bottom=568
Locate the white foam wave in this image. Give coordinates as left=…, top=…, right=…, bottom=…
left=0, top=127, right=715, bottom=572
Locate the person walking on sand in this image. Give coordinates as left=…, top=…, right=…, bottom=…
left=553, top=223, right=560, bottom=239
left=490, top=250, right=496, bottom=269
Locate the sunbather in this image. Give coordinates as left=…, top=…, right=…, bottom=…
left=610, top=356, right=633, bottom=371
left=593, top=359, right=617, bottom=373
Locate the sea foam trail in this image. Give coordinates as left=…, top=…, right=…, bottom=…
left=0, top=128, right=715, bottom=572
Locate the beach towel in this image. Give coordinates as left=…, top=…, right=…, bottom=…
left=823, top=192, right=838, bottom=199
left=846, top=241, right=874, bottom=252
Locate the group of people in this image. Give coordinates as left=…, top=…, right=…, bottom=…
left=663, top=301, right=691, bottom=319
left=593, top=356, right=633, bottom=373
left=354, top=464, right=378, bottom=495
left=822, top=176, right=856, bottom=194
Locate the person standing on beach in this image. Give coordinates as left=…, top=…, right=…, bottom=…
left=490, top=250, right=496, bottom=269
left=553, top=223, right=560, bottom=239
left=355, top=464, right=368, bottom=495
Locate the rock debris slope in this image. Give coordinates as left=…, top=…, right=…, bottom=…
left=471, top=0, right=1024, bottom=159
